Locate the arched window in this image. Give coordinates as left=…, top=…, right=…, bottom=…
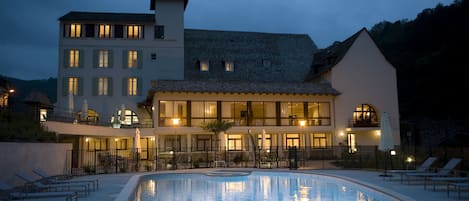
left=352, top=104, right=378, bottom=127
left=117, top=109, right=139, bottom=126
left=77, top=109, right=100, bottom=123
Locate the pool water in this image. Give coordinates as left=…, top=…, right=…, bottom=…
left=133, top=171, right=395, bottom=201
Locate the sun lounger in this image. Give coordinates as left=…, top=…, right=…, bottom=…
left=403, top=158, right=462, bottom=184
left=32, top=168, right=98, bottom=191
left=387, top=156, right=437, bottom=182
left=0, top=180, right=77, bottom=201
left=15, top=172, right=89, bottom=196
left=447, top=182, right=469, bottom=199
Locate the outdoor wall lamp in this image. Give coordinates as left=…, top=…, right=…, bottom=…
left=299, top=120, right=306, bottom=127
left=172, top=118, right=180, bottom=125
left=390, top=150, right=397, bottom=156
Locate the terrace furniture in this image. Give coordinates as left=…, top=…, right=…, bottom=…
left=32, top=168, right=98, bottom=191
left=424, top=177, right=469, bottom=191
left=403, top=158, right=462, bottom=184
left=15, top=172, right=89, bottom=196
left=447, top=182, right=469, bottom=199
left=0, top=180, right=77, bottom=201
left=386, top=157, right=437, bottom=182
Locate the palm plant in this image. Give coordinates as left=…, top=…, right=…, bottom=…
left=200, top=120, right=234, bottom=160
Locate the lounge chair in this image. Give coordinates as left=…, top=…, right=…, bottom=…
left=387, top=156, right=437, bottom=182
left=425, top=177, right=469, bottom=191
left=447, top=182, right=469, bottom=199
left=15, top=172, right=89, bottom=196
left=32, top=168, right=98, bottom=191
left=0, top=180, right=77, bottom=201
left=403, top=158, right=462, bottom=184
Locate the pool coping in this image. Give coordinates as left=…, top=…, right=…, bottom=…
left=114, top=169, right=416, bottom=201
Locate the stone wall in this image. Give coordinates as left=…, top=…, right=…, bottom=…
left=0, top=142, right=72, bottom=187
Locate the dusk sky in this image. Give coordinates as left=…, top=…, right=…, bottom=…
left=0, top=0, right=454, bottom=80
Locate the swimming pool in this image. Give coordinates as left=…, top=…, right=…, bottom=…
left=129, top=171, right=399, bottom=201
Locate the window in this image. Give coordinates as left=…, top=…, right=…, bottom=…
left=98, top=77, right=108, bottom=96
left=99, top=50, right=109, bottom=68
left=85, top=24, right=94, bottom=37
left=87, top=138, right=108, bottom=151
left=69, top=49, right=80, bottom=68
left=127, top=50, right=138, bottom=68
left=280, top=102, right=304, bottom=126
left=200, top=60, right=209, bottom=72
left=263, top=59, right=271, bottom=67
left=68, top=77, right=79, bottom=95
left=312, top=133, right=328, bottom=148
left=191, top=101, right=217, bottom=126
left=353, top=104, right=378, bottom=127
left=228, top=134, right=243, bottom=151
left=154, top=25, right=164, bottom=39
left=225, top=61, right=234, bottom=72
left=115, top=139, right=128, bottom=150
left=40, top=109, right=47, bottom=122
left=114, top=25, right=123, bottom=38
left=196, top=135, right=212, bottom=151
left=127, top=77, right=137, bottom=96
left=67, top=23, right=81, bottom=38
left=151, top=53, right=157, bottom=60
left=117, top=109, right=139, bottom=126
left=286, top=133, right=300, bottom=148
left=348, top=133, right=357, bottom=153
left=307, top=102, right=331, bottom=126
left=99, top=24, right=111, bottom=38
left=158, top=101, right=187, bottom=126
left=127, top=25, right=143, bottom=39
left=258, top=133, right=271, bottom=149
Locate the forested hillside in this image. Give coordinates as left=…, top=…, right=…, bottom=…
left=369, top=0, right=469, bottom=120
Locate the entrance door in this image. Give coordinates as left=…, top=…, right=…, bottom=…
left=347, top=133, right=357, bottom=153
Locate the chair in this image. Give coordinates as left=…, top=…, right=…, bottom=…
left=15, top=172, right=89, bottom=196
left=387, top=156, right=437, bottom=181
left=0, top=180, right=77, bottom=201
left=447, top=182, right=469, bottom=199
left=32, top=168, right=98, bottom=191
left=403, top=158, right=462, bottom=184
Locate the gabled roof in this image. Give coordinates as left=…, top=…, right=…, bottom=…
left=150, top=0, right=189, bottom=10
left=59, top=12, right=155, bottom=23
left=151, top=80, right=340, bottom=95
left=305, top=28, right=365, bottom=81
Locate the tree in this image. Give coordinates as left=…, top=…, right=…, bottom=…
left=200, top=120, right=234, bottom=160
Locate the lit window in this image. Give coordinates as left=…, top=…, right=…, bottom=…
left=68, top=77, right=78, bottom=95
left=127, top=25, right=142, bottom=39
left=98, top=50, right=109, bottom=68
left=286, top=133, right=300, bottom=148
left=200, top=60, right=209, bottom=72
left=128, top=50, right=138, bottom=68
left=69, top=49, right=79, bottom=67
left=118, top=109, right=139, bottom=125
left=128, top=77, right=137, bottom=96
left=99, top=24, right=111, bottom=38
left=69, top=24, right=81, bottom=38
left=98, top=77, right=108, bottom=96
left=225, top=61, right=234, bottom=72
left=40, top=109, right=47, bottom=122
left=312, top=133, right=328, bottom=148
left=258, top=134, right=271, bottom=149
left=228, top=134, right=243, bottom=151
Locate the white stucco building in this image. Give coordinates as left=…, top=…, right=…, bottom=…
left=46, top=0, right=400, bottom=169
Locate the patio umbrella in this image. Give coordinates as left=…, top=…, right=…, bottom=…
left=134, top=128, right=142, bottom=154
left=81, top=99, right=88, bottom=121
left=261, top=129, right=266, bottom=150
left=379, top=112, right=394, bottom=177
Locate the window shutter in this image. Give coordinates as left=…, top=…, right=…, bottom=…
left=122, top=77, right=127, bottom=96
left=108, top=50, right=113, bottom=68
left=122, top=50, right=127, bottom=69
left=78, top=49, right=84, bottom=68
left=93, top=49, right=98, bottom=68
left=63, top=49, right=69, bottom=68
left=137, top=50, right=143, bottom=69
left=92, top=77, right=98, bottom=96
left=77, top=77, right=84, bottom=96
left=137, top=77, right=143, bottom=96
left=62, top=77, right=68, bottom=96
left=108, top=77, right=113, bottom=96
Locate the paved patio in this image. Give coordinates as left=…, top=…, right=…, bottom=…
left=14, top=169, right=467, bottom=201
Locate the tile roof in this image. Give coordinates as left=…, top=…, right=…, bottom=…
left=151, top=80, right=340, bottom=95
left=184, top=29, right=318, bottom=82
left=59, top=12, right=155, bottom=23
